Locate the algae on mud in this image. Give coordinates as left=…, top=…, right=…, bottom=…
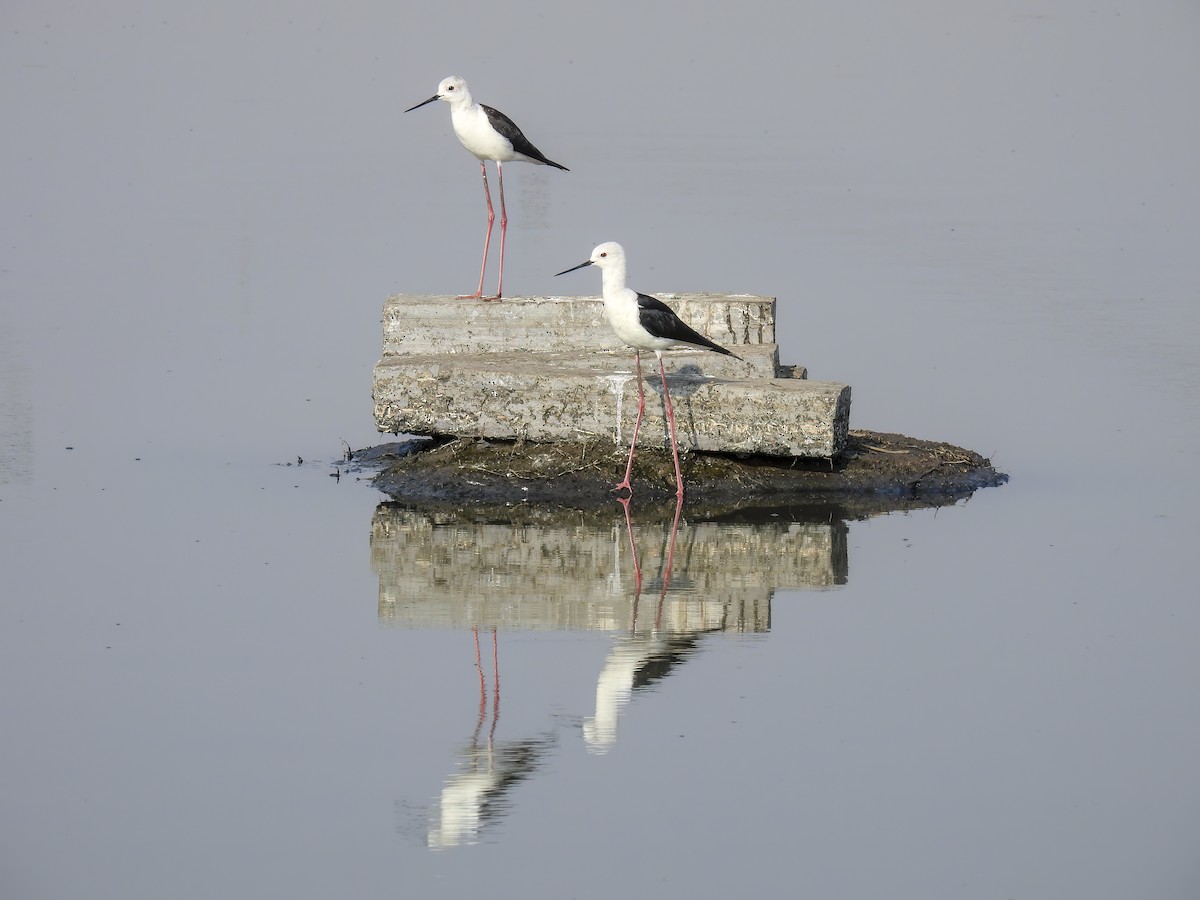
left=357, top=429, right=1007, bottom=517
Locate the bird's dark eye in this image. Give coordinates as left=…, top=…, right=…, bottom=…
left=599, top=252, right=607, bottom=258
left=447, top=86, right=455, bottom=91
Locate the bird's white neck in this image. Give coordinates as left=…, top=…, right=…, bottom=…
left=446, top=87, right=475, bottom=111
left=599, top=263, right=629, bottom=302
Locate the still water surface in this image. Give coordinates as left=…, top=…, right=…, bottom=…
left=2, top=2, right=1198, bottom=898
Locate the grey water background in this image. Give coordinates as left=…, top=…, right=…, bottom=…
left=2, top=1, right=1198, bottom=897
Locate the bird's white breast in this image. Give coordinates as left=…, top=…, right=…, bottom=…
left=603, top=289, right=670, bottom=352
left=451, top=105, right=515, bottom=162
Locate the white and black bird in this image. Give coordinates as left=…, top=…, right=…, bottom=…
left=556, top=241, right=741, bottom=498
left=406, top=76, right=568, bottom=301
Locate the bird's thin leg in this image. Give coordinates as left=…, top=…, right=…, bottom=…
left=659, top=354, right=685, bottom=499
left=459, top=161, right=494, bottom=300
left=614, top=351, right=645, bottom=495
left=491, top=161, right=507, bottom=301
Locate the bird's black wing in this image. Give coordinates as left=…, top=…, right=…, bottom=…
left=636, top=293, right=741, bottom=359
left=482, top=104, right=569, bottom=171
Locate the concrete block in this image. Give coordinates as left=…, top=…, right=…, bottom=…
left=373, top=353, right=850, bottom=457
left=373, top=292, right=849, bottom=458
left=383, top=292, right=777, bottom=358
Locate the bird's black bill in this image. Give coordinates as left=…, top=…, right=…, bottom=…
left=404, top=95, right=440, bottom=113
left=554, top=259, right=594, bottom=277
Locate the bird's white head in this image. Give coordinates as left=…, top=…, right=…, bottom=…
left=405, top=75, right=471, bottom=113
left=556, top=241, right=626, bottom=279
left=554, top=241, right=629, bottom=294
left=588, top=241, right=626, bottom=270
left=435, top=75, right=469, bottom=103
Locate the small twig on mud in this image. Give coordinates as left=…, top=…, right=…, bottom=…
left=910, top=463, right=945, bottom=486
left=469, top=464, right=534, bottom=480
left=933, top=448, right=976, bottom=466
left=552, top=460, right=603, bottom=478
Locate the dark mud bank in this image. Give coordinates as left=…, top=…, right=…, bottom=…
left=356, top=430, right=1007, bottom=518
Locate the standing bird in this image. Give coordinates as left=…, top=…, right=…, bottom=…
left=406, top=76, right=568, bottom=301
left=556, top=242, right=741, bottom=499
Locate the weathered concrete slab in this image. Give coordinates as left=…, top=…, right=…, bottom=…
left=382, top=292, right=777, bottom=357
left=373, top=292, right=849, bottom=458
left=374, top=353, right=850, bottom=457
left=383, top=344, right=779, bottom=381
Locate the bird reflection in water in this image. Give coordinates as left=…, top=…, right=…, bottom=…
left=414, top=495, right=770, bottom=845
left=426, top=626, right=555, bottom=849
left=585, top=496, right=712, bottom=754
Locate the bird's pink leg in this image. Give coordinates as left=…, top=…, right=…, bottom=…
left=659, top=354, right=685, bottom=499
left=613, top=351, right=645, bottom=495
left=491, top=161, right=507, bottom=301
left=459, top=161, right=494, bottom=300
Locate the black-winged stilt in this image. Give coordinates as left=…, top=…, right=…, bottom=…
left=406, top=76, right=568, bottom=301
left=556, top=241, right=741, bottom=498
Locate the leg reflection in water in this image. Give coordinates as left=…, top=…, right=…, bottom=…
left=427, top=627, right=553, bottom=849
left=585, top=496, right=699, bottom=755
left=473, top=625, right=499, bottom=745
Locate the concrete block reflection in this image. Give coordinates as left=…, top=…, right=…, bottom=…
left=370, top=504, right=848, bottom=635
